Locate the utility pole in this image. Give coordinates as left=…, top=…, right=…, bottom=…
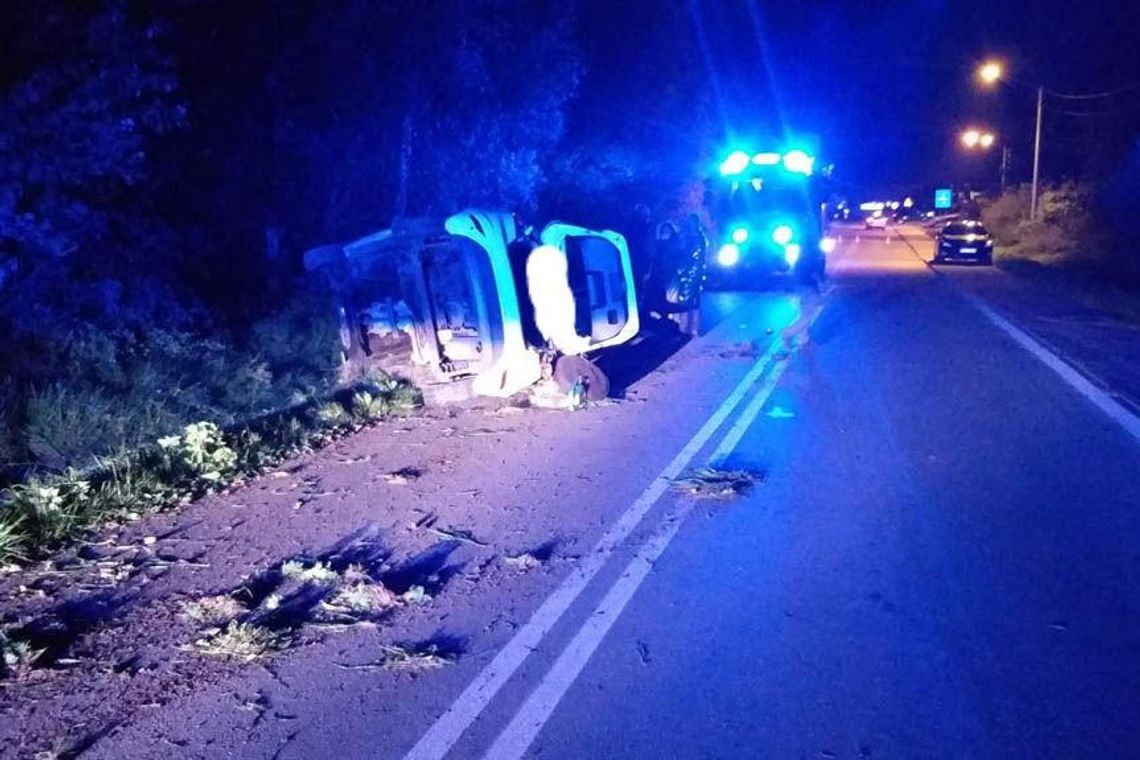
left=1000, top=145, right=1011, bottom=193
left=1030, top=85, right=1043, bottom=220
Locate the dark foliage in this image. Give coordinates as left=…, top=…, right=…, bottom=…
left=0, top=0, right=718, bottom=480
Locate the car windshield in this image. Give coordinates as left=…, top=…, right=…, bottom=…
left=726, top=183, right=813, bottom=219
left=944, top=222, right=988, bottom=235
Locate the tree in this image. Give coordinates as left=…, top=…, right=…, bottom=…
left=0, top=3, right=184, bottom=282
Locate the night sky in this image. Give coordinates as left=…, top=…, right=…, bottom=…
left=673, top=0, right=1140, bottom=196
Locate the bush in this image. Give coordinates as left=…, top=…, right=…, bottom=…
left=0, top=282, right=343, bottom=479
left=0, top=371, right=420, bottom=564
left=981, top=182, right=1106, bottom=267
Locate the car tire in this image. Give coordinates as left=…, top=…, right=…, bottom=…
left=553, top=354, right=610, bottom=401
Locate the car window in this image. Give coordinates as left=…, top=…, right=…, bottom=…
left=944, top=222, right=988, bottom=235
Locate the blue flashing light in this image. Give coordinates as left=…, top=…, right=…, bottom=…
left=752, top=152, right=781, bottom=166
left=719, top=150, right=751, bottom=177
left=717, top=243, right=741, bottom=267
left=784, top=243, right=802, bottom=267
left=782, top=150, right=815, bottom=176
left=772, top=224, right=794, bottom=246
left=731, top=226, right=750, bottom=244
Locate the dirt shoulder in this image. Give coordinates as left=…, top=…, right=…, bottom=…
left=0, top=294, right=786, bottom=759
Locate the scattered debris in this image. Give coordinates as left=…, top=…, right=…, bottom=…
left=180, top=595, right=246, bottom=627
left=502, top=552, right=543, bottom=570
left=427, top=526, right=489, bottom=547
left=323, top=578, right=399, bottom=615
left=192, top=622, right=286, bottom=661
left=1, top=633, right=44, bottom=678
left=279, top=561, right=338, bottom=585
left=636, top=639, right=651, bottom=665
left=367, top=643, right=457, bottom=672
left=672, top=467, right=761, bottom=499
left=383, top=467, right=424, bottom=485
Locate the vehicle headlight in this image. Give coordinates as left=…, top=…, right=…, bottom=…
left=772, top=224, right=794, bottom=245
left=784, top=244, right=801, bottom=266
left=819, top=237, right=836, bottom=254
left=731, top=226, right=750, bottom=244
left=717, top=243, right=740, bottom=267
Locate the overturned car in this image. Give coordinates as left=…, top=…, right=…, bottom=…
left=304, top=210, right=640, bottom=403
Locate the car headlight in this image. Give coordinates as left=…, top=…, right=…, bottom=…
left=784, top=244, right=801, bottom=266
left=772, top=224, right=794, bottom=245
left=819, top=237, right=837, bottom=253
left=717, top=243, right=740, bottom=267
left=731, top=226, right=750, bottom=244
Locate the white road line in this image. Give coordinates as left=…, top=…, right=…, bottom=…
left=969, top=296, right=1140, bottom=444
left=484, top=353, right=795, bottom=760
left=402, top=338, right=784, bottom=760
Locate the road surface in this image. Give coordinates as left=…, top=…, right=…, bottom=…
left=75, top=226, right=1140, bottom=760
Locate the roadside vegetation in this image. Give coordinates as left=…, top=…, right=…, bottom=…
left=981, top=178, right=1140, bottom=321
left=0, top=373, right=421, bottom=565
left=0, top=2, right=713, bottom=516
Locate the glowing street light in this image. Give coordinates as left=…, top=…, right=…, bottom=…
left=978, top=61, right=1003, bottom=86
left=960, top=128, right=996, bottom=150
left=974, top=57, right=1044, bottom=217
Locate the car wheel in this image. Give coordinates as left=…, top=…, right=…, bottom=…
left=553, top=354, right=610, bottom=401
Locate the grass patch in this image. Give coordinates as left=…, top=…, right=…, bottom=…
left=672, top=467, right=761, bottom=499
left=0, top=374, right=421, bottom=565
left=280, top=560, right=339, bottom=585
left=373, top=643, right=457, bottom=671
left=192, top=621, right=286, bottom=661
left=1, top=630, right=44, bottom=678
left=180, top=595, right=247, bottom=627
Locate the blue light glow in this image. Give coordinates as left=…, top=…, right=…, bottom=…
left=717, top=243, right=741, bottom=267
left=784, top=244, right=802, bottom=266
left=719, top=150, right=751, bottom=177
left=752, top=152, right=781, bottom=166
left=782, top=150, right=815, bottom=176
left=772, top=224, right=794, bottom=245
left=731, top=226, right=750, bottom=244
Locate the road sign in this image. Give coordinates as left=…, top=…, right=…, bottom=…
left=934, top=188, right=953, bottom=210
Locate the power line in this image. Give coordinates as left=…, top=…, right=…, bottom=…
left=1047, top=80, right=1140, bottom=100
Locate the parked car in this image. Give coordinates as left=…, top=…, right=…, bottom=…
left=934, top=220, right=994, bottom=265
left=863, top=211, right=889, bottom=230
left=304, top=210, right=640, bottom=403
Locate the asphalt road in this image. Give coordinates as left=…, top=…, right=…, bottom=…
left=423, top=228, right=1140, bottom=759
left=75, top=227, right=1140, bottom=760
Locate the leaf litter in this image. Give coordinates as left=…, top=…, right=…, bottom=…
left=671, top=467, right=762, bottom=499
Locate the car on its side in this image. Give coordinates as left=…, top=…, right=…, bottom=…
left=934, top=220, right=994, bottom=265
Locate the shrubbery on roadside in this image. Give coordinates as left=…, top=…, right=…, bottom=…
left=0, top=284, right=343, bottom=483
left=0, top=372, right=422, bottom=564
left=980, top=182, right=1108, bottom=268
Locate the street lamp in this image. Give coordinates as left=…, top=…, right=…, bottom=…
left=959, top=127, right=1006, bottom=192
left=959, top=128, right=995, bottom=150
left=976, top=60, right=1044, bottom=219
left=978, top=61, right=1003, bottom=86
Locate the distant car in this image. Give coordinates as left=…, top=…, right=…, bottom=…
left=864, top=212, right=889, bottom=230
left=934, top=220, right=994, bottom=265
